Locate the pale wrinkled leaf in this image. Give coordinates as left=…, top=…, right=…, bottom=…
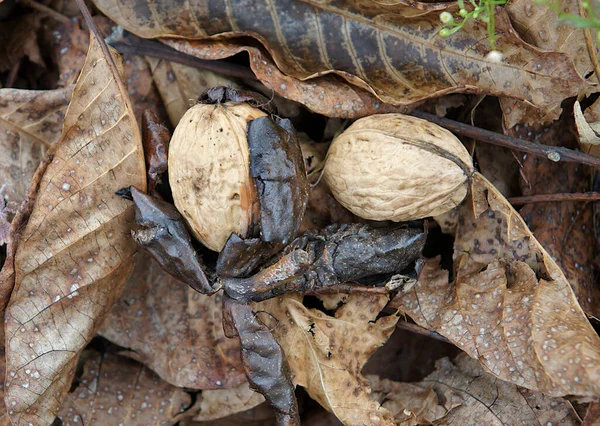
left=146, top=57, right=240, bottom=126
left=369, top=354, right=581, bottom=425
left=3, top=33, right=146, bottom=425
left=256, top=294, right=398, bottom=426
left=100, top=252, right=245, bottom=389
left=574, top=100, right=600, bottom=156
left=93, top=0, right=589, bottom=118
left=393, top=172, right=600, bottom=397
left=0, top=86, right=72, bottom=209
left=57, top=352, right=191, bottom=425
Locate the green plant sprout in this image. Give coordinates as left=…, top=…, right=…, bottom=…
left=439, top=0, right=508, bottom=51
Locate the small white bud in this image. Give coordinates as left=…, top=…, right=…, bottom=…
left=440, top=12, right=454, bottom=24
left=486, top=50, right=503, bottom=63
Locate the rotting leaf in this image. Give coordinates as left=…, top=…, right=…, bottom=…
left=192, top=382, right=265, bottom=422
left=392, top=173, right=600, bottom=397
left=368, top=354, right=581, bottom=425
left=100, top=251, right=245, bottom=390
left=93, top=0, right=589, bottom=119
left=146, top=57, right=241, bottom=126
left=223, top=298, right=300, bottom=426
left=3, top=33, right=146, bottom=425
left=0, top=86, right=72, bottom=210
left=57, top=352, right=192, bottom=426
left=512, top=117, right=600, bottom=317
left=255, top=293, right=398, bottom=426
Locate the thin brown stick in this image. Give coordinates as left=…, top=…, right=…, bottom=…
left=5, top=60, right=21, bottom=88
left=410, top=110, right=600, bottom=169
left=110, top=31, right=258, bottom=81
left=19, top=0, right=70, bottom=23
left=509, top=192, right=600, bottom=205
left=100, top=27, right=600, bottom=170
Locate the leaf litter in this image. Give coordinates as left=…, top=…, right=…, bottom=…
left=2, top=0, right=600, bottom=425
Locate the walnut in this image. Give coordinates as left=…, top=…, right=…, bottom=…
left=168, top=102, right=266, bottom=251
left=323, top=113, right=474, bottom=221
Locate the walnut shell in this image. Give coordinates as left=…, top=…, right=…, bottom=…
left=323, top=114, right=474, bottom=222
left=168, top=102, right=267, bottom=251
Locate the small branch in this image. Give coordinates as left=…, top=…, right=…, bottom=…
left=19, top=0, right=70, bottom=23
left=109, top=31, right=258, bottom=81
left=410, top=110, right=600, bottom=169
left=509, top=192, right=600, bottom=205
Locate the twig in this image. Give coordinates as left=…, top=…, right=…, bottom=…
left=109, top=31, right=257, bottom=81
left=509, top=192, right=600, bottom=205
left=410, top=110, right=600, bottom=169
left=5, top=60, right=20, bottom=88
left=99, top=28, right=600, bottom=170
left=19, top=0, right=70, bottom=23
left=396, top=321, right=451, bottom=344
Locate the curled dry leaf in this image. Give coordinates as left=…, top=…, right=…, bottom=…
left=0, top=13, right=43, bottom=73
left=100, top=251, right=245, bottom=390
left=393, top=173, right=600, bottom=397
left=192, top=382, right=265, bottom=422
left=3, top=33, right=146, bottom=425
left=0, top=86, right=72, bottom=210
left=255, top=293, right=398, bottom=425
left=146, top=57, right=241, bottom=126
left=92, top=0, right=588, bottom=119
left=368, top=354, right=581, bottom=425
left=57, top=352, right=192, bottom=426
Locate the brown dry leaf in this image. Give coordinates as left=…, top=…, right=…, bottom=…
left=0, top=312, right=8, bottom=426
left=501, top=0, right=600, bottom=127
left=0, top=86, right=72, bottom=210
left=187, top=401, right=276, bottom=426
left=192, top=382, right=265, bottom=421
left=369, top=353, right=581, bottom=425
left=52, top=18, right=168, bottom=127
left=507, top=0, right=599, bottom=84
left=393, top=172, right=600, bottom=397
left=57, top=351, right=192, bottom=425
left=3, top=33, right=146, bottom=425
left=146, top=57, right=240, bottom=126
left=584, top=402, right=600, bottom=425
left=92, top=0, right=589, bottom=119
left=255, top=294, right=398, bottom=426
left=100, top=252, right=245, bottom=390
left=510, top=117, right=599, bottom=317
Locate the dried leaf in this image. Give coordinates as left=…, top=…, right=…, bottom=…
left=93, top=0, right=589, bottom=118
left=146, top=57, right=240, bottom=126
left=256, top=294, right=398, bottom=425
left=0, top=312, right=8, bottom=426
left=100, top=251, right=245, bottom=390
left=142, top=109, right=170, bottom=194
left=512, top=118, right=600, bottom=316
left=584, top=401, right=600, bottom=426
left=192, top=382, right=265, bottom=422
left=57, top=352, right=192, bottom=425
left=575, top=100, right=600, bottom=157
left=393, top=173, right=600, bottom=397
left=507, top=0, right=600, bottom=84
left=3, top=33, right=146, bottom=425
left=0, top=13, right=43, bottom=72
left=369, top=354, right=581, bottom=425
left=0, top=86, right=72, bottom=209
